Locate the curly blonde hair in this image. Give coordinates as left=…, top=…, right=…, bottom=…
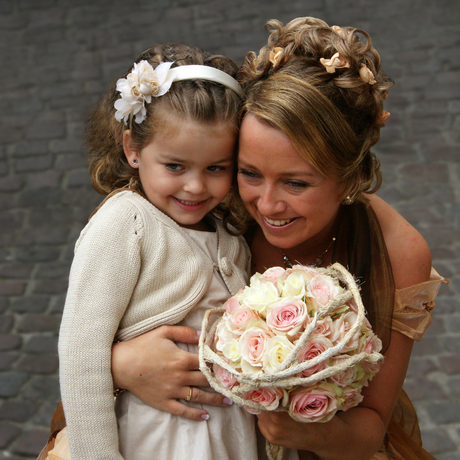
left=225, top=17, right=394, bottom=233
left=85, top=43, right=241, bottom=196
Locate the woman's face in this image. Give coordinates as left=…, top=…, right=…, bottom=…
left=237, top=114, right=343, bottom=250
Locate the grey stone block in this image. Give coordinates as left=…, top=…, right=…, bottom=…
left=0, top=373, right=29, bottom=397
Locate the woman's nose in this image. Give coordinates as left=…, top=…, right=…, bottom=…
left=256, top=185, right=285, bottom=215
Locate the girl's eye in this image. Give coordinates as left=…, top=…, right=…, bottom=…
left=165, top=164, right=184, bottom=171
left=208, top=165, right=226, bottom=172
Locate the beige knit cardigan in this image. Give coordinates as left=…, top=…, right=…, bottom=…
left=59, top=190, right=251, bottom=460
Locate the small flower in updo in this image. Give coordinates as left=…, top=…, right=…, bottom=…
left=269, top=47, right=284, bottom=67
left=320, top=52, right=350, bottom=74
left=114, top=60, right=175, bottom=125
left=373, top=111, right=391, bottom=126
left=331, top=25, right=346, bottom=38
left=359, top=64, right=376, bottom=85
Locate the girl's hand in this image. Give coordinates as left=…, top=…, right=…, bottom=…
left=112, top=325, right=232, bottom=421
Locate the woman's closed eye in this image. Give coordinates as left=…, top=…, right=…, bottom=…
left=238, top=169, right=259, bottom=179
left=286, top=180, right=309, bottom=190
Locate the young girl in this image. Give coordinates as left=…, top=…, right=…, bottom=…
left=56, top=44, right=257, bottom=460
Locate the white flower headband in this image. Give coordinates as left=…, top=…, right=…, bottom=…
left=114, top=60, right=243, bottom=125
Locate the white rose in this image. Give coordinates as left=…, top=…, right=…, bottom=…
left=281, top=271, right=306, bottom=298
left=222, top=339, right=241, bottom=363
left=237, top=282, right=279, bottom=317
left=263, top=335, right=295, bottom=372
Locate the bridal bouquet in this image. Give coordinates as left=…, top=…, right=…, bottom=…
left=199, top=263, right=383, bottom=429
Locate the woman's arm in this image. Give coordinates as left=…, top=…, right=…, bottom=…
left=112, top=325, right=233, bottom=422
left=257, top=196, right=432, bottom=459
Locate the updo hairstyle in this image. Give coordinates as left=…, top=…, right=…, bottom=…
left=85, top=43, right=241, bottom=196
left=238, top=17, right=393, bottom=202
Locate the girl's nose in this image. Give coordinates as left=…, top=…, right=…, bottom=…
left=184, top=175, right=207, bottom=195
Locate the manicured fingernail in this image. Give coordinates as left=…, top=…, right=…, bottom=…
left=201, top=413, right=210, bottom=420
left=223, top=398, right=233, bottom=406
left=196, top=330, right=201, bottom=337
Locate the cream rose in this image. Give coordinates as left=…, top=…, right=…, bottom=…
left=237, top=282, right=279, bottom=317
left=222, top=338, right=241, bottom=363
left=281, top=271, right=307, bottom=298
left=263, top=336, right=296, bottom=372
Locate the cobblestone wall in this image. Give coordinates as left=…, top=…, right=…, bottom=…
left=1, top=0, right=459, bottom=458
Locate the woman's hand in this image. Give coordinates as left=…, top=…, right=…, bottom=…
left=112, top=325, right=232, bottom=421
left=257, top=407, right=385, bottom=460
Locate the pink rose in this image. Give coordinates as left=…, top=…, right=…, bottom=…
left=289, top=382, right=341, bottom=423
left=297, top=335, right=333, bottom=378
left=327, top=355, right=358, bottom=387
left=244, top=387, right=284, bottom=414
left=214, top=364, right=238, bottom=389
left=359, top=331, right=382, bottom=355
left=308, top=274, right=342, bottom=307
left=290, top=265, right=319, bottom=283
left=266, top=297, right=308, bottom=337
left=227, top=305, right=260, bottom=336
left=358, top=332, right=383, bottom=376
left=215, top=316, right=236, bottom=352
left=331, top=311, right=360, bottom=352
left=223, top=296, right=241, bottom=314
left=260, top=266, right=286, bottom=283
left=239, top=324, right=273, bottom=368
left=314, top=316, right=335, bottom=339
left=341, top=385, right=364, bottom=412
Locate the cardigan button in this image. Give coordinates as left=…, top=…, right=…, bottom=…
left=220, top=257, right=233, bottom=276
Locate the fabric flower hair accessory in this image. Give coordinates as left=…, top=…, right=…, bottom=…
left=320, top=52, right=350, bottom=74
left=114, top=61, right=175, bottom=125
left=359, top=64, right=376, bottom=85
left=269, top=47, right=284, bottom=67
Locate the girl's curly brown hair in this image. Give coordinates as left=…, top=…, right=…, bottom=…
left=85, top=43, right=241, bottom=197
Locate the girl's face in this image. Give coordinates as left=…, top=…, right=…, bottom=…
left=237, top=114, right=343, bottom=250
left=124, top=116, right=236, bottom=230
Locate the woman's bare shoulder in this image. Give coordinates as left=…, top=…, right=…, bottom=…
left=367, top=195, right=432, bottom=289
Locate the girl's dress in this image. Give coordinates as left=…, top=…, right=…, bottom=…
left=115, top=227, right=259, bottom=460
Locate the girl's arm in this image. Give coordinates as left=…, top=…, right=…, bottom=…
left=257, top=196, right=432, bottom=459
left=59, top=199, right=143, bottom=460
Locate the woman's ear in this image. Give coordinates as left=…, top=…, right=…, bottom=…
left=123, top=130, right=139, bottom=168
